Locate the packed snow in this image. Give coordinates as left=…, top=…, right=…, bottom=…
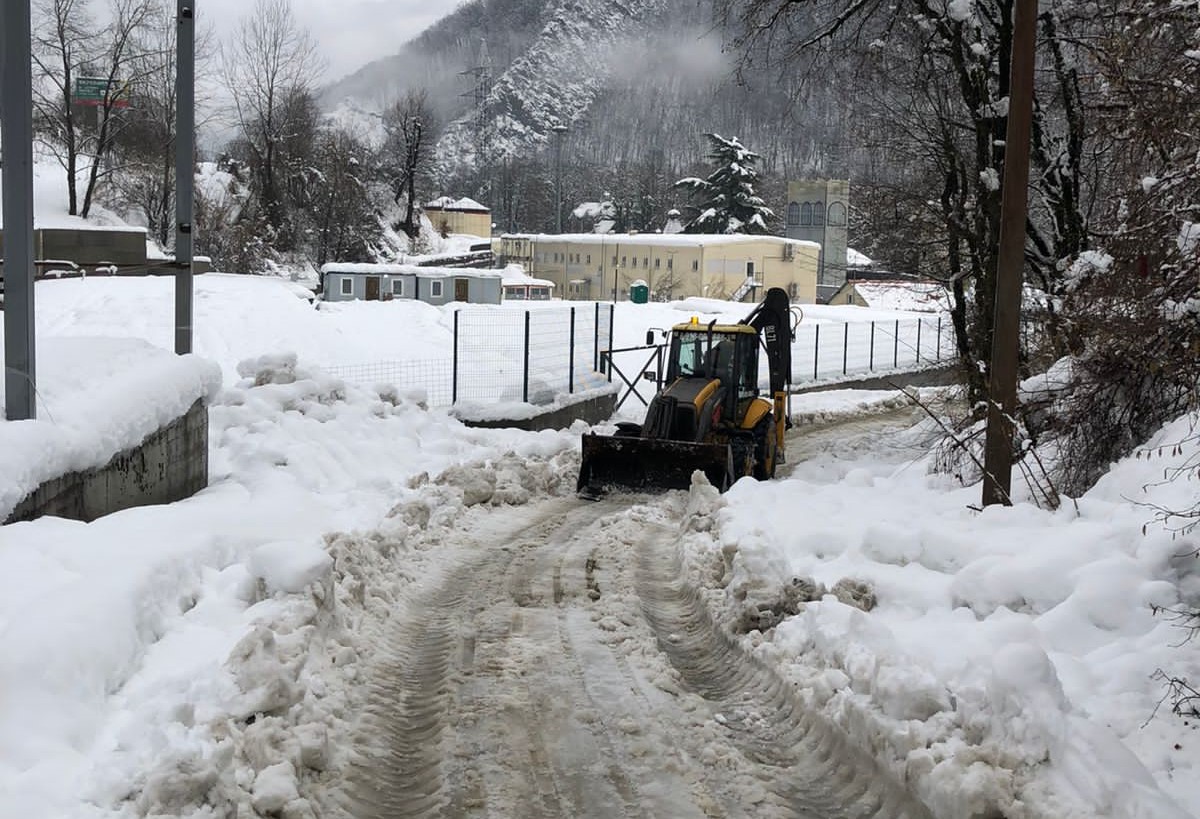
left=0, top=273, right=1196, bottom=818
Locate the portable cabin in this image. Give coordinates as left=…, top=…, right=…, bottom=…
left=320, top=263, right=501, bottom=305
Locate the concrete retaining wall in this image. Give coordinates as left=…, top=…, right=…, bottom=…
left=5, top=401, right=209, bottom=524
left=459, top=392, right=617, bottom=432
left=794, top=364, right=962, bottom=395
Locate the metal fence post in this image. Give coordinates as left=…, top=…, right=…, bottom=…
left=893, top=319, right=900, bottom=368
left=523, top=310, right=531, bottom=403
left=608, top=304, right=614, bottom=360
left=842, top=323, right=849, bottom=375
left=594, top=301, right=600, bottom=371
left=813, top=324, right=820, bottom=380
left=452, top=309, right=459, bottom=403
left=2, top=0, right=37, bottom=420
left=916, top=319, right=923, bottom=364
left=869, top=321, right=876, bottom=371
left=937, top=316, right=942, bottom=362
left=174, top=0, right=195, bottom=355
left=569, top=306, right=576, bottom=393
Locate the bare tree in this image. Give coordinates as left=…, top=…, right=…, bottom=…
left=32, top=0, right=158, bottom=217
left=221, top=0, right=322, bottom=245
left=381, top=90, right=437, bottom=240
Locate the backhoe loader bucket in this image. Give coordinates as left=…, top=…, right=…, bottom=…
left=576, top=433, right=734, bottom=498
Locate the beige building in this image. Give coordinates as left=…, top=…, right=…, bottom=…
left=424, top=196, right=492, bottom=238
left=497, top=233, right=819, bottom=303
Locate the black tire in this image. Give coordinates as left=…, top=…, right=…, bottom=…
left=752, top=416, right=777, bottom=480
left=730, top=432, right=755, bottom=482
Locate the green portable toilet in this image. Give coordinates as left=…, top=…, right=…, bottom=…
left=630, top=279, right=649, bottom=304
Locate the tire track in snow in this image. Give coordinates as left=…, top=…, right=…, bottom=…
left=636, top=531, right=936, bottom=819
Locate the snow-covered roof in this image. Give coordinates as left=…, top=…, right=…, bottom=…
left=849, top=281, right=949, bottom=312
left=425, top=196, right=489, bottom=213
left=500, top=232, right=820, bottom=250
left=320, top=262, right=500, bottom=279
left=501, top=273, right=555, bottom=288
left=847, top=247, right=873, bottom=267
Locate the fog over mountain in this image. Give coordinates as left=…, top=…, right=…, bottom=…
left=319, top=0, right=848, bottom=185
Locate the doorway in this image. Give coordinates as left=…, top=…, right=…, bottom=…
left=454, top=278, right=470, bottom=302
left=365, top=277, right=380, bottom=301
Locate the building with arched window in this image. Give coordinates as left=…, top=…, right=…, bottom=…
left=784, top=180, right=850, bottom=291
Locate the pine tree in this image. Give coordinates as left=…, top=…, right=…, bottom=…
left=674, top=134, right=773, bottom=234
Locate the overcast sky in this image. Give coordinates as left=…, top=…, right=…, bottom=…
left=198, top=0, right=457, bottom=81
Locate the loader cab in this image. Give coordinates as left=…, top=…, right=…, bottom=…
left=665, top=325, right=761, bottom=422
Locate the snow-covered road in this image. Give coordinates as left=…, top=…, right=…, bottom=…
left=339, top=483, right=932, bottom=818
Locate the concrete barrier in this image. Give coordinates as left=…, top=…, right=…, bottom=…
left=458, top=392, right=617, bottom=432
left=794, top=364, right=962, bottom=395
left=5, top=401, right=209, bottom=524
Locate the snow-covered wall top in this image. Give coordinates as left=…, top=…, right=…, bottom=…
left=0, top=338, right=222, bottom=520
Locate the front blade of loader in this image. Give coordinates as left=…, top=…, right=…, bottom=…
left=577, top=433, right=733, bottom=497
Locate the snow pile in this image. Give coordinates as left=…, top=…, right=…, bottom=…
left=674, top=391, right=1199, bottom=818
left=0, top=352, right=580, bottom=817
left=0, top=337, right=221, bottom=519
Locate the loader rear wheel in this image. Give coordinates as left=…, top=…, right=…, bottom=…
left=753, top=416, right=777, bottom=480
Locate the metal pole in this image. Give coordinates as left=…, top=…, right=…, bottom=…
left=842, top=323, right=848, bottom=375
left=2, top=0, right=37, bottom=420
left=869, top=321, right=875, bottom=371
left=594, top=301, right=600, bottom=371
left=452, top=309, right=459, bottom=403
left=983, top=0, right=1037, bottom=507
left=936, top=317, right=942, bottom=362
left=607, top=302, right=614, bottom=378
left=568, top=306, right=576, bottom=393
left=813, top=324, right=820, bottom=380
left=916, top=319, right=922, bottom=364
left=523, top=311, right=531, bottom=403
left=174, top=0, right=195, bottom=354
left=893, top=320, right=899, bottom=368
left=553, top=124, right=567, bottom=234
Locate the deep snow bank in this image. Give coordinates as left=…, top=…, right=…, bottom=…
left=675, top=393, right=1198, bottom=819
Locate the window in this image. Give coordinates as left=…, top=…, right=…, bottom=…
left=667, top=258, right=673, bottom=270
left=586, top=254, right=591, bottom=265
left=612, top=255, right=618, bottom=266
left=391, top=279, right=404, bottom=296
left=813, top=202, right=825, bottom=227
left=340, top=277, right=353, bottom=296
left=642, top=257, right=648, bottom=268
left=531, top=287, right=550, bottom=299
left=788, top=282, right=799, bottom=299
left=827, top=202, right=847, bottom=226
left=800, top=202, right=813, bottom=226
left=655, top=258, right=661, bottom=269
left=621, top=256, right=627, bottom=267
left=691, top=260, right=699, bottom=272
left=787, top=202, right=800, bottom=225
left=430, top=280, right=443, bottom=298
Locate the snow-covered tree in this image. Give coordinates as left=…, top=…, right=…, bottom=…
left=674, top=133, right=772, bottom=234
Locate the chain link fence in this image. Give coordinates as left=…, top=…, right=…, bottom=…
left=793, top=315, right=955, bottom=383
left=326, top=304, right=614, bottom=408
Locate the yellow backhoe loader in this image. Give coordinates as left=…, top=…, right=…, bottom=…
left=577, top=287, right=794, bottom=497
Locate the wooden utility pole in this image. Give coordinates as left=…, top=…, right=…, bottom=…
left=982, top=0, right=1037, bottom=506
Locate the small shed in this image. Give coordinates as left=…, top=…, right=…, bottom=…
left=501, top=268, right=555, bottom=301
left=424, top=196, right=492, bottom=238
left=829, top=279, right=949, bottom=312
left=321, top=262, right=501, bottom=305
